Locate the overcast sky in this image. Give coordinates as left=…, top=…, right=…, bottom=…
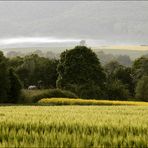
left=0, top=1, right=148, bottom=48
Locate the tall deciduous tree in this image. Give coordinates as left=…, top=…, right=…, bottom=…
left=0, top=51, right=9, bottom=102
left=106, top=80, right=130, bottom=100
left=113, top=67, right=134, bottom=96
left=56, top=46, right=106, bottom=97
left=9, top=54, right=58, bottom=88
left=133, top=57, right=148, bottom=80
left=135, top=76, right=148, bottom=101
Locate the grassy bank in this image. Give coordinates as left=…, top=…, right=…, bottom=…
left=38, top=98, right=148, bottom=106
left=0, top=106, right=148, bottom=147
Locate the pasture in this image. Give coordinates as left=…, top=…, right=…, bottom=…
left=0, top=105, right=148, bottom=147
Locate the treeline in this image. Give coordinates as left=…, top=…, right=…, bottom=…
left=96, top=51, right=132, bottom=66
left=6, top=48, right=133, bottom=67
left=0, top=46, right=148, bottom=103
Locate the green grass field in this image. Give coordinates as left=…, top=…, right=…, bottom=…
left=0, top=105, right=148, bottom=147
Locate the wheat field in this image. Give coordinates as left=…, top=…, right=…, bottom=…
left=0, top=105, right=148, bottom=147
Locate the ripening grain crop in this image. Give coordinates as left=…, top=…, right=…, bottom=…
left=0, top=106, right=148, bottom=147
left=38, top=98, right=148, bottom=106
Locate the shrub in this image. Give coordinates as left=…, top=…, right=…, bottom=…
left=20, top=89, right=78, bottom=103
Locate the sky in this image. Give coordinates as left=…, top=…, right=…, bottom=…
left=0, top=1, right=148, bottom=48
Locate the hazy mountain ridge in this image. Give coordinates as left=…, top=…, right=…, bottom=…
left=2, top=46, right=148, bottom=61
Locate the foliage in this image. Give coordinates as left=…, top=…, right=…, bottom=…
left=7, top=68, right=22, bottom=103
left=56, top=46, right=106, bottom=89
left=135, top=76, right=148, bottom=101
left=9, top=54, right=58, bottom=88
left=69, top=82, right=105, bottom=99
left=20, top=89, right=78, bottom=103
left=104, top=60, right=123, bottom=77
left=0, top=51, right=9, bottom=101
left=113, top=67, right=134, bottom=96
left=0, top=49, right=147, bottom=103
left=0, top=106, right=148, bottom=147
left=132, top=56, right=148, bottom=80
left=104, top=61, right=134, bottom=97
left=8, top=56, right=24, bottom=68
left=106, top=80, right=130, bottom=100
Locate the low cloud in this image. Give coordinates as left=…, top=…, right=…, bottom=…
left=0, top=37, right=80, bottom=45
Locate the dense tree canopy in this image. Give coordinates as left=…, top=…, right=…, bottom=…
left=104, top=61, right=123, bottom=79
left=135, top=76, right=148, bottom=101
left=7, top=68, right=22, bottom=103
left=56, top=46, right=106, bottom=99
left=0, top=46, right=147, bottom=103
left=132, top=57, right=148, bottom=80
left=57, top=46, right=106, bottom=89
left=9, top=54, right=58, bottom=88
left=106, top=80, right=130, bottom=100
left=113, top=67, right=134, bottom=96
left=0, top=52, right=22, bottom=103
left=0, top=51, right=9, bottom=101
left=104, top=61, right=134, bottom=98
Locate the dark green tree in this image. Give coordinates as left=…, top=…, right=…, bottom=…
left=113, top=67, right=134, bottom=96
left=104, top=61, right=134, bottom=97
left=16, top=67, right=30, bottom=88
left=33, top=58, right=58, bottom=88
left=132, top=57, right=148, bottom=80
left=8, top=56, right=23, bottom=69
left=56, top=46, right=106, bottom=98
left=76, top=82, right=104, bottom=99
left=135, top=76, right=148, bottom=101
left=104, top=60, right=123, bottom=81
left=106, top=80, right=130, bottom=100
left=9, top=54, right=58, bottom=88
left=8, top=68, right=22, bottom=103
left=0, top=51, right=9, bottom=102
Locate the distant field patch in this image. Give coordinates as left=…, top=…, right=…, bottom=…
left=98, top=45, right=148, bottom=51
left=38, top=98, right=148, bottom=106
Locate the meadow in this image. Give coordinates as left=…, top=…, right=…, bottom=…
left=0, top=105, right=148, bottom=147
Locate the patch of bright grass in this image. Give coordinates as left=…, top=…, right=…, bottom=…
left=38, top=98, right=148, bottom=106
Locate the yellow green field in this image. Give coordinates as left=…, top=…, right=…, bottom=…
left=0, top=105, right=148, bottom=147
left=38, top=98, right=148, bottom=106
left=97, top=45, right=148, bottom=51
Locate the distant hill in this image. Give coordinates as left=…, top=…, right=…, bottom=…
left=1, top=45, right=148, bottom=60
left=93, top=45, right=148, bottom=60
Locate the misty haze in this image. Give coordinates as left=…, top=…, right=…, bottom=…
left=0, top=1, right=148, bottom=46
